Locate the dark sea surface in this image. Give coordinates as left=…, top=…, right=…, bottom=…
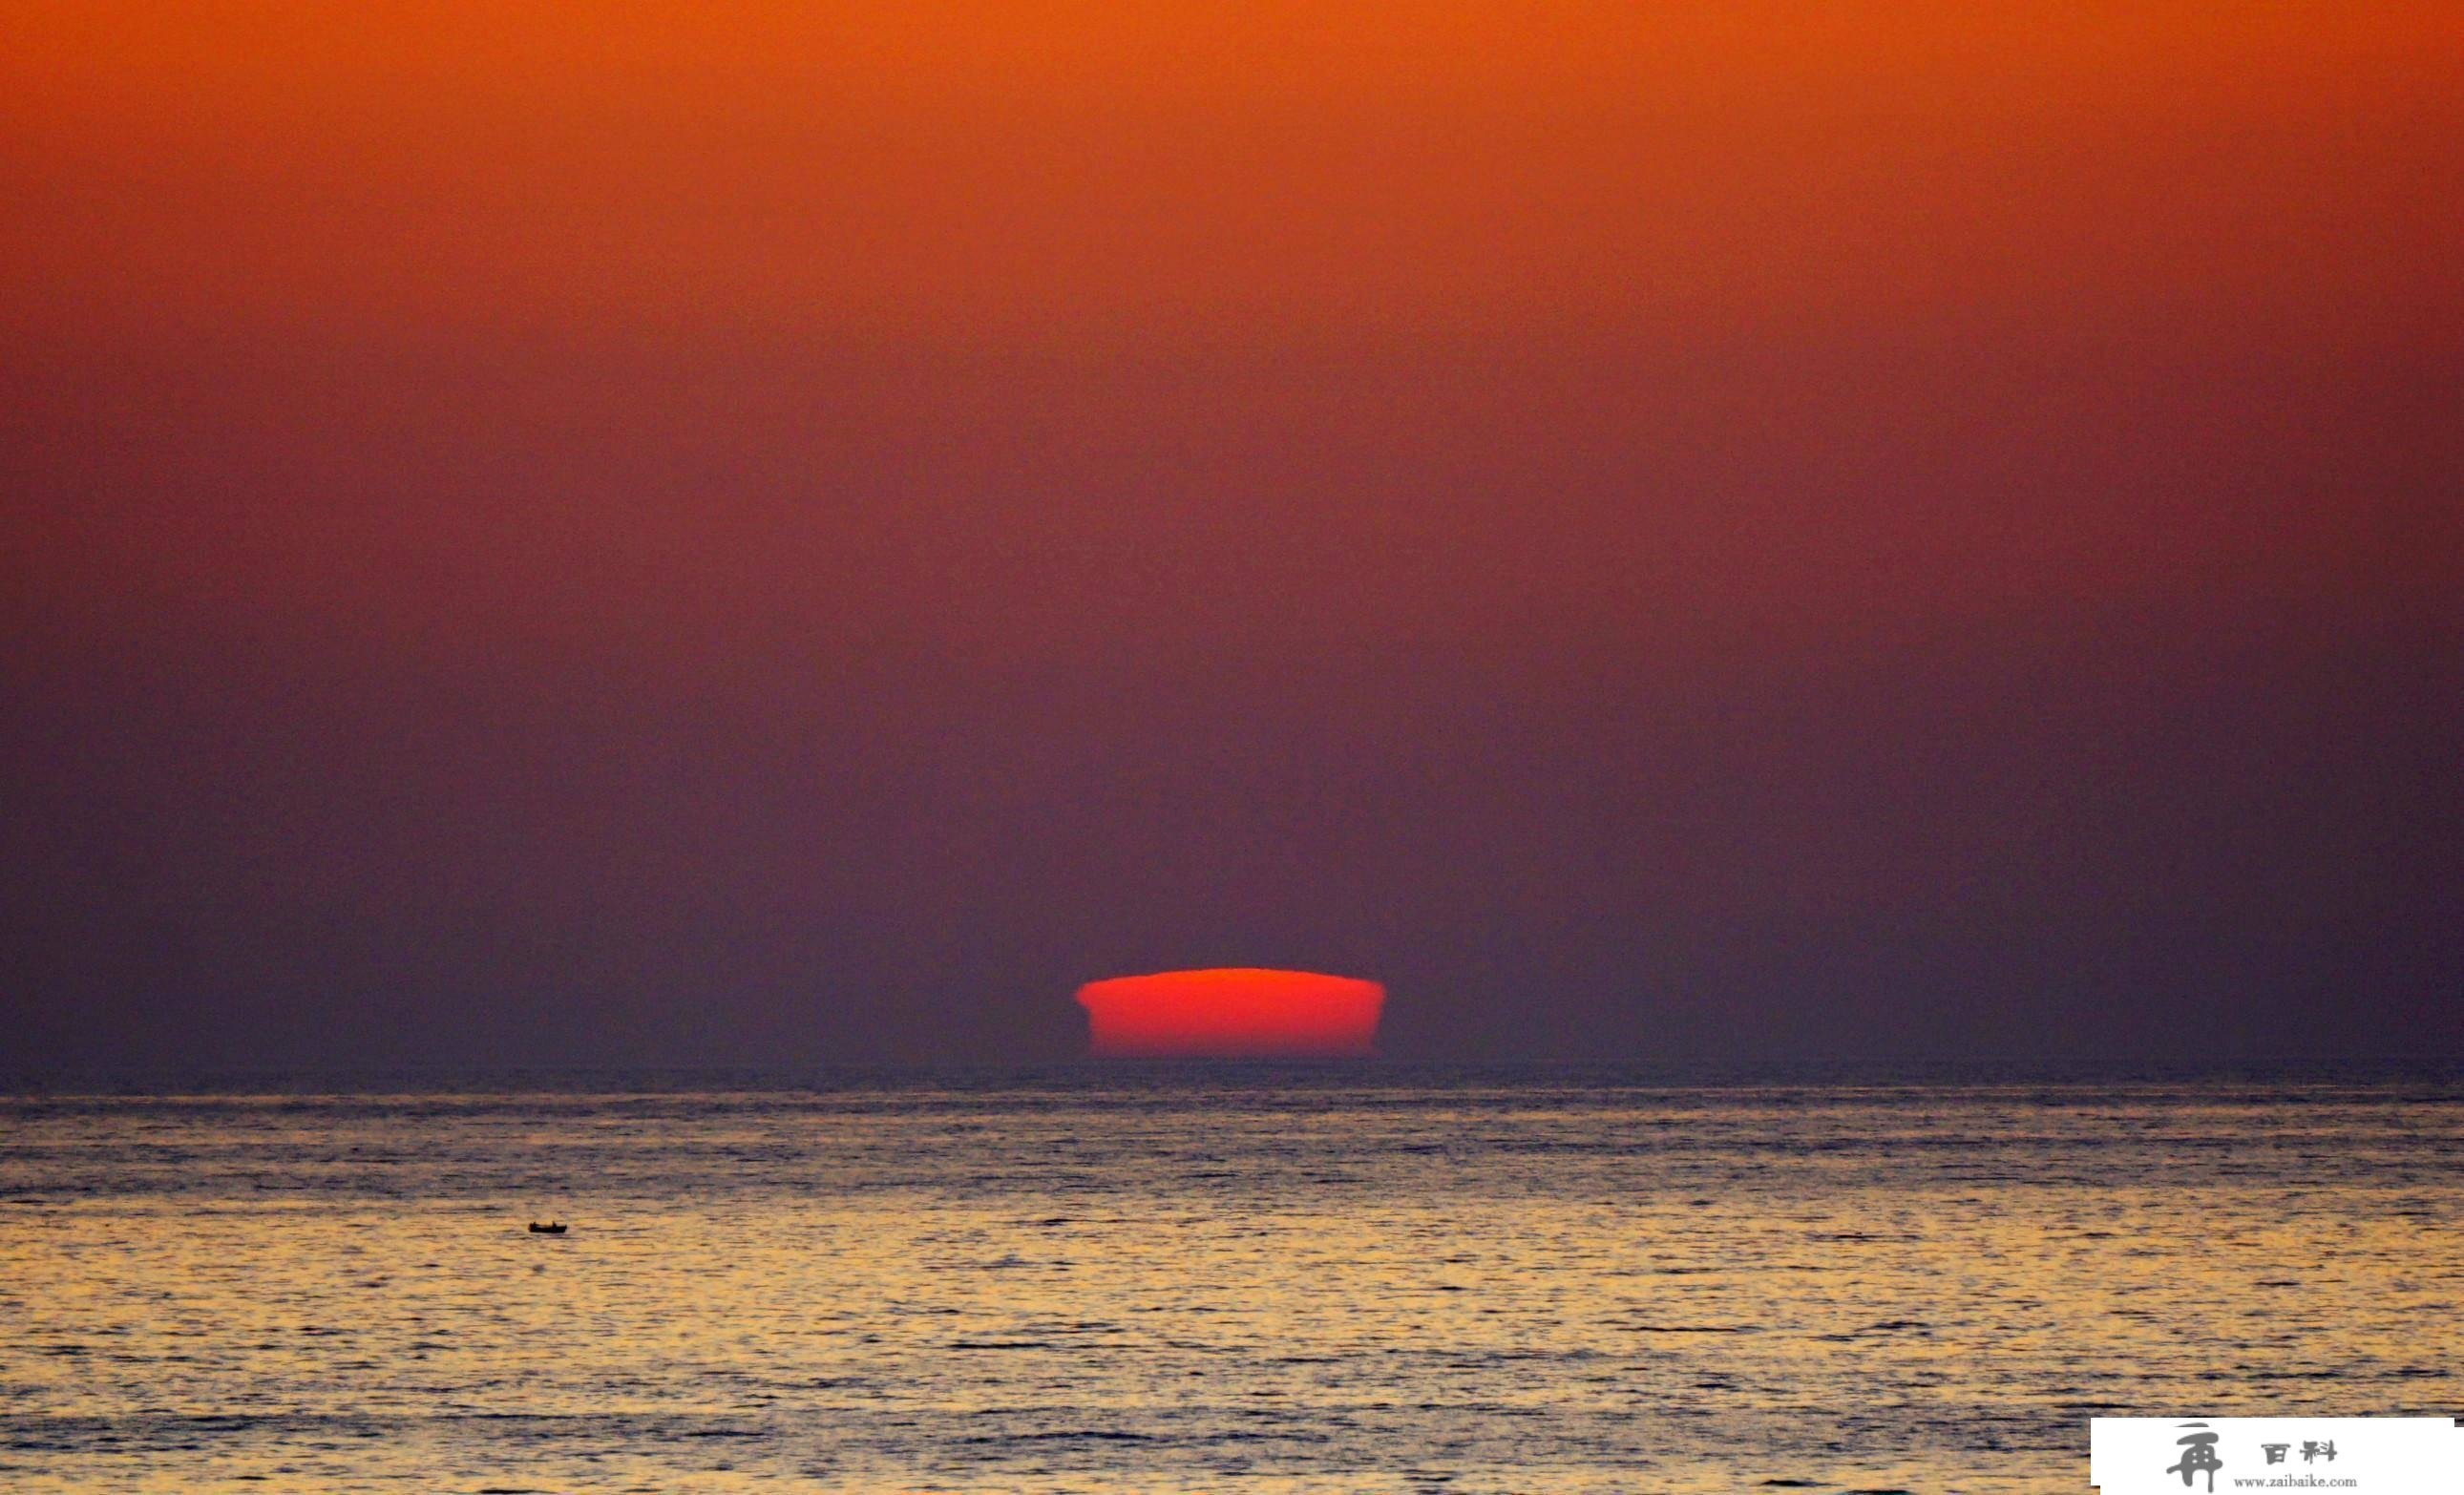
left=2, top=1063, right=2459, bottom=1492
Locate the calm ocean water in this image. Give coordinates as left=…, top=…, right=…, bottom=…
left=2, top=1065, right=2458, bottom=1493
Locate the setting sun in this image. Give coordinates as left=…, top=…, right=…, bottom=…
left=1075, top=969, right=1385, bottom=1057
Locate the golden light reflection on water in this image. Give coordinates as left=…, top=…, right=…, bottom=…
left=1, top=1082, right=2457, bottom=1492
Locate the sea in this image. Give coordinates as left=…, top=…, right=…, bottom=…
left=2, top=1063, right=2458, bottom=1493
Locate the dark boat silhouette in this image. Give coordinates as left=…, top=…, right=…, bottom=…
left=528, top=1221, right=568, bottom=1234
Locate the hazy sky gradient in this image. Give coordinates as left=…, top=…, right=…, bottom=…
left=5, top=2, right=2458, bottom=1065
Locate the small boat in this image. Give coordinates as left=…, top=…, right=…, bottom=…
left=528, top=1221, right=568, bottom=1234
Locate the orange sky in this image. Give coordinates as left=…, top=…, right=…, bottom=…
left=2, top=4, right=2458, bottom=1066
left=6, top=2, right=2458, bottom=344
